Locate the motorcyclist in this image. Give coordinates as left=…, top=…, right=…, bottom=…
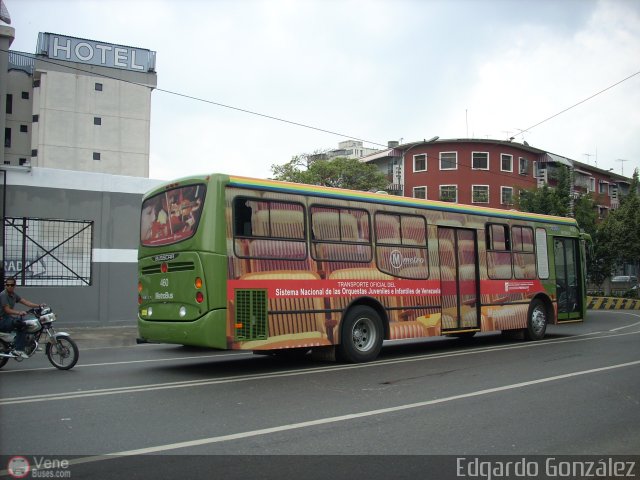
left=0, top=278, right=44, bottom=358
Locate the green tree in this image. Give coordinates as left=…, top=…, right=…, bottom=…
left=517, top=165, right=571, bottom=216
left=573, top=193, right=598, bottom=238
left=603, top=168, right=640, bottom=275
left=271, top=155, right=388, bottom=192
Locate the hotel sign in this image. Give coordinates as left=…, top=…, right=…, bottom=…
left=37, top=32, right=156, bottom=72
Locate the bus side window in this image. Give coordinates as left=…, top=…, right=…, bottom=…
left=486, top=223, right=512, bottom=280
left=233, top=198, right=253, bottom=237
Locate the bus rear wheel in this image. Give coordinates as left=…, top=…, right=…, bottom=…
left=338, top=305, right=383, bottom=363
left=524, top=299, right=547, bottom=341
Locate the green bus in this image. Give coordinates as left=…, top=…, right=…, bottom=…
left=137, top=174, right=588, bottom=362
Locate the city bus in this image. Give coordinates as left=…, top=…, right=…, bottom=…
left=137, top=174, right=588, bottom=362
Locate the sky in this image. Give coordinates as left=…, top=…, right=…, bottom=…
left=5, top=0, right=640, bottom=181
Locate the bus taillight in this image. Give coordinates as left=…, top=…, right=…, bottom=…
left=196, top=291, right=204, bottom=303
left=161, top=262, right=168, bottom=273
left=138, top=295, right=142, bottom=305
left=138, top=281, right=143, bottom=293
left=195, top=277, right=203, bottom=289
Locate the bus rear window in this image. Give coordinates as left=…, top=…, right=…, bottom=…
left=140, top=184, right=206, bottom=246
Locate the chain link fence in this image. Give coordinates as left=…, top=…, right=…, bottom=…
left=2, top=217, right=93, bottom=286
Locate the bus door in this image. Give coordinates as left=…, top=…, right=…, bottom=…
left=553, top=237, right=582, bottom=321
left=438, top=227, right=480, bottom=331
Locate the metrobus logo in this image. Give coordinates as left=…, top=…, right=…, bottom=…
left=153, top=253, right=178, bottom=262
left=390, top=250, right=425, bottom=269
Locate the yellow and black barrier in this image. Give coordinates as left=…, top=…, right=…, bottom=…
left=587, top=296, right=640, bottom=310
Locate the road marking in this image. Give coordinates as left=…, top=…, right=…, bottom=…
left=0, top=351, right=253, bottom=374
left=0, top=329, right=603, bottom=375
left=54, top=358, right=640, bottom=467
left=0, top=329, right=637, bottom=406
left=608, top=312, right=640, bottom=332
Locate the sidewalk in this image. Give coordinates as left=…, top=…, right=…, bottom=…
left=64, top=326, right=139, bottom=348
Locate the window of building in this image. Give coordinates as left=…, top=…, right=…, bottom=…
left=519, top=157, right=529, bottom=175
left=501, top=154, right=513, bottom=172
left=5, top=94, right=12, bottom=114
left=440, top=185, right=458, bottom=202
left=472, top=152, right=489, bottom=170
left=20, top=125, right=28, bottom=133
left=21, top=91, right=29, bottom=100
left=472, top=185, right=489, bottom=203
left=19, top=158, right=27, bottom=166
left=440, top=152, right=457, bottom=170
left=33, top=80, right=40, bottom=88
left=94, top=117, right=102, bottom=126
left=31, top=149, right=38, bottom=156
left=598, top=181, right=608, bottom=194
left=598, top=206, right=609, bottom=219
left=588, top=177, right=595, bottom=192
left=95, top=83, right=103, bottom=91
left=32, top=115, right=39, bottom=122
left=413, top=186, right=427, bottom=199
left=413, top=154, right=427, bottom=172
left=501, top=186, right=514, bottom=205
left=4, top=128, right=11, bottom=148
left=3, top=161, right=9, bottom=165
left=93, top=152, right=101, bottom=161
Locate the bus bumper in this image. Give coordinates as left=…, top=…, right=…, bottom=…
left=137, top=309, right=228, bottom=349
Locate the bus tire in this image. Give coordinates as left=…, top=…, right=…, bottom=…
left=524, top=299, right=547, bottom=341
left=338, top=305, right=383, bottom=363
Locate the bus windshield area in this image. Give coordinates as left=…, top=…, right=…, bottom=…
left=140, top=184, right=206, bottom=247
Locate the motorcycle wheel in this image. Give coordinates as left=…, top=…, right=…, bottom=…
left=0, top=343, right=9, bottom=369
left=46, top=337, right=79, bottom=370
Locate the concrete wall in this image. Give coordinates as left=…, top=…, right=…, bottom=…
left=2, top=166, right=163, bottom=326
left=34, top=69, right=153, bottom=176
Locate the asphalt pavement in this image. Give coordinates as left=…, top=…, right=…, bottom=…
left=61, top=303, right=637, bottom=350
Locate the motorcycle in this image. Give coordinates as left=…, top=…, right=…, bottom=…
left=0, top=306, right=79, bottom=370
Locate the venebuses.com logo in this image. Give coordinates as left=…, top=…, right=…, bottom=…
left=6, top=456, right=71, bottom=478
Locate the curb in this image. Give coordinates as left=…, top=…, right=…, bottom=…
left=587, top=296, right=640, bottom=310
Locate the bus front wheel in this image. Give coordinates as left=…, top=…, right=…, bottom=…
left=524, top=299, right=547, bottom=341
left=338, top=305, right=383, bottom=363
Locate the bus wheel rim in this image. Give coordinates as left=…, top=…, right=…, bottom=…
left=352, top=317, right=376, bottom=352
left=531, top=305, right=546, bottom=334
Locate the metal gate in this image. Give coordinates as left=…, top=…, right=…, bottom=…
left=2, top=217, right=93, bottom=286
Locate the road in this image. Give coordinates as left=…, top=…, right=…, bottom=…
left=1, top=311, right=639, bottom=479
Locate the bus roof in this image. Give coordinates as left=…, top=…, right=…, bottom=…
left=228, top=175, right=578, bottom=227
left=144, top=173, right=578, bottom=227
